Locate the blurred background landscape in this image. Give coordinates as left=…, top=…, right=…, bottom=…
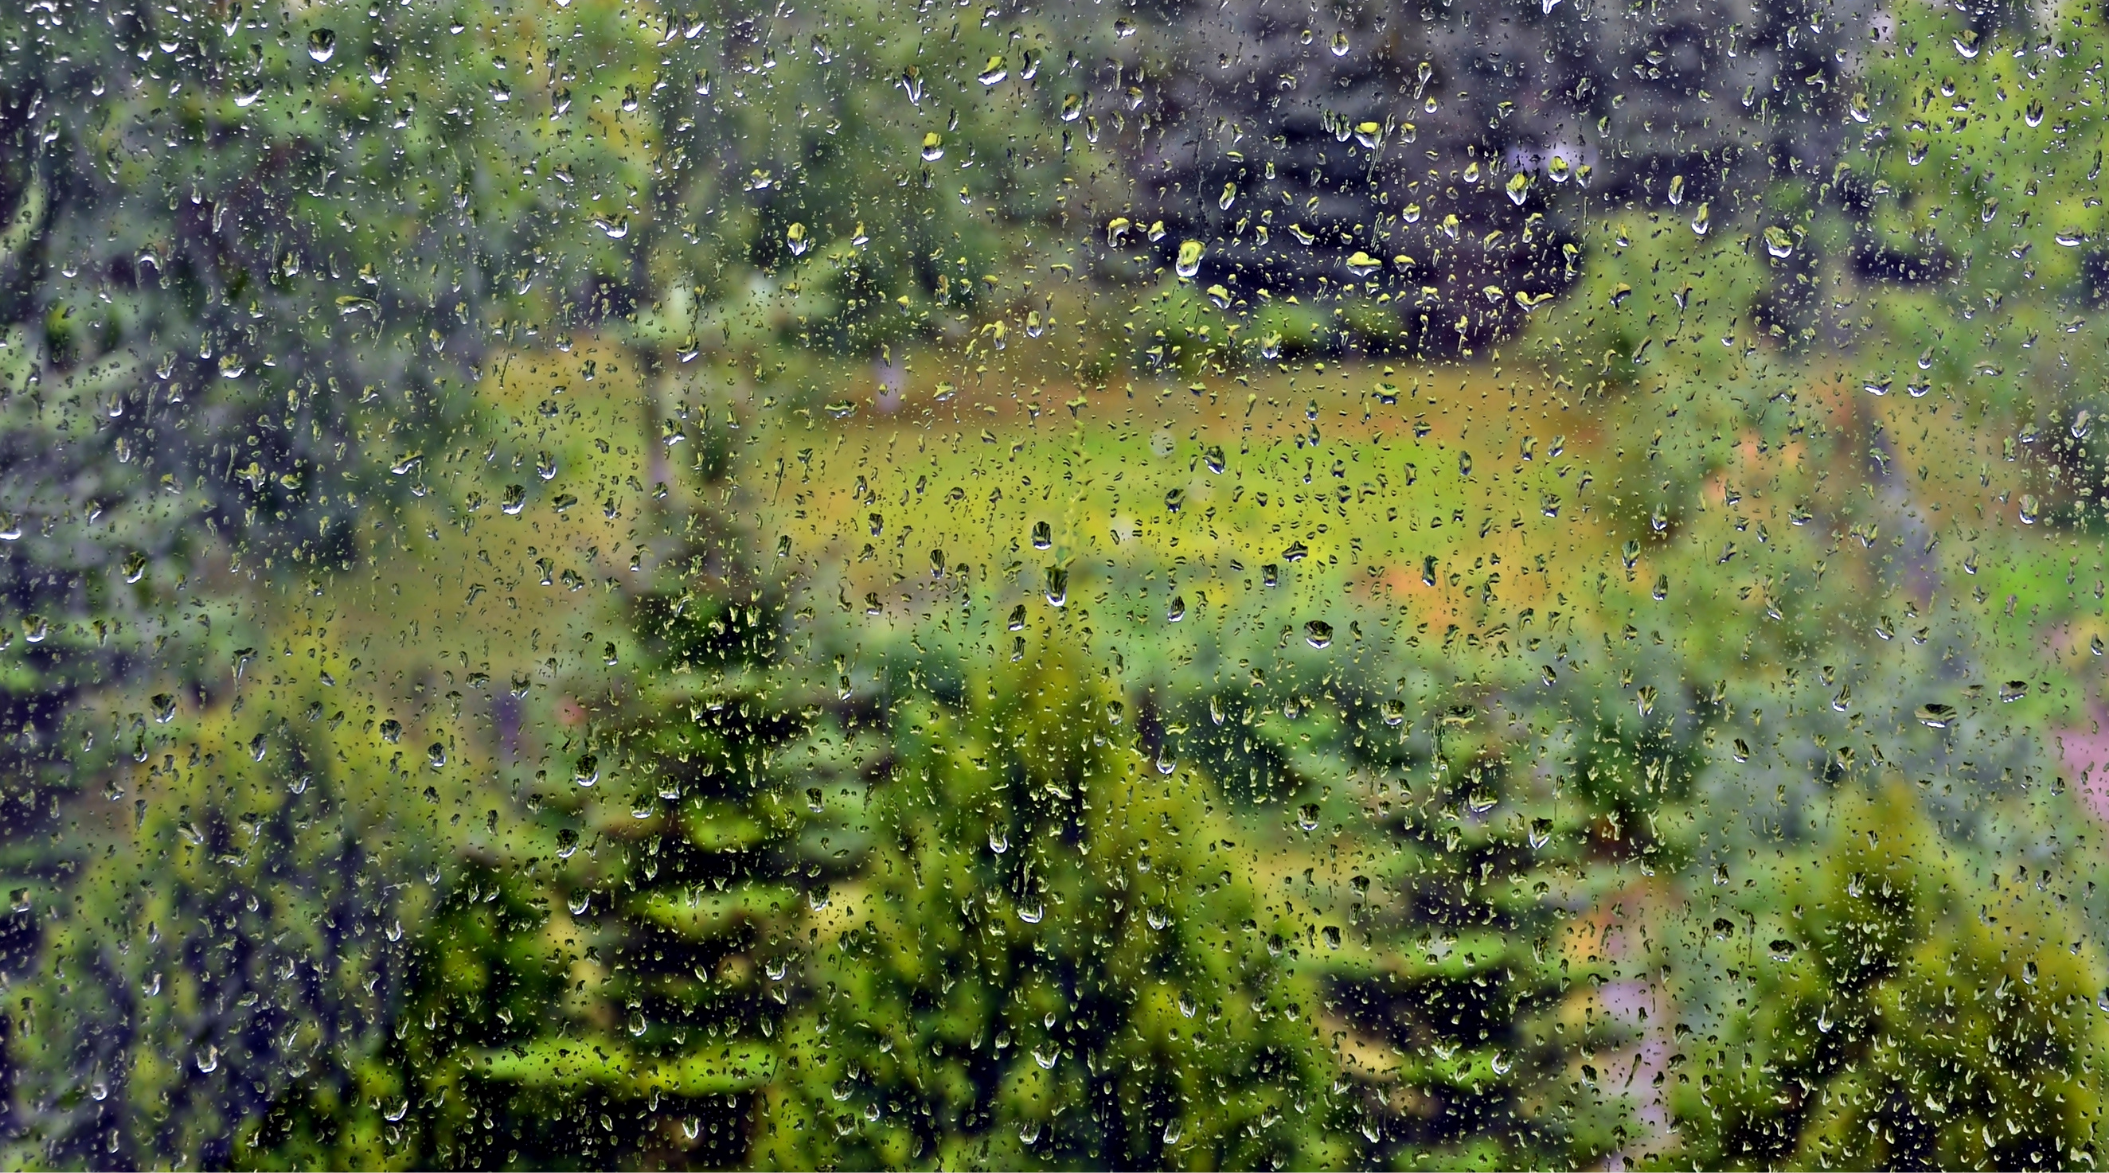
left=4, top=0, right=2109, bottom=1166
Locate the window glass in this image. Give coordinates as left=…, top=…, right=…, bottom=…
left=5, top=0, right=2107, bottom=1167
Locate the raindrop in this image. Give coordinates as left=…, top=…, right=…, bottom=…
left=1175, top=240, right=1204, bottom=279
left=1915, top=703, right=1956, bottom=729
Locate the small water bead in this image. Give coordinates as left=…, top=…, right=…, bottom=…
left=1916, top=703, right=1956, bottom=728
left=1175, top=239, right=1203, bottom=279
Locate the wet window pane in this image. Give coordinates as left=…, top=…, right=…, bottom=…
left=6, top=0, right=2108, bottom=1167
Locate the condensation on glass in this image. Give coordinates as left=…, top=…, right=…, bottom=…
left=1, top=0, right=2105, bottom=1166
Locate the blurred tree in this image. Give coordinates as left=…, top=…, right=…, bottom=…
left=286, top=420, right=833, bottom=1167
left=0, top=0, right=661, bottom=774
left=755, top=632, right=1365, bottom=1169
left=0, top=0, right=664, bottom=1054
left=1, top=667, right=483, bottom=1168
left=1192, top=671, right=1702, bottom=1167
left=1137, top=0, right=1874, bottom=356
left=1666, top=779, right=2109, bottom=1169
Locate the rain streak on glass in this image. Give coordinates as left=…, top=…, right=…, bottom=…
left=3, top=0, right=2108, bottom=1168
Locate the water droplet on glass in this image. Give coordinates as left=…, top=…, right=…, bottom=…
left=1175, top=240, right=1203, bottom=279
left=1916, top=703, right=1956, bottom=728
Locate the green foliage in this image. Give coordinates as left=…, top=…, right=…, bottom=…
left=7, top=0, right=2109, bottom=1168
left=3, top=674, right=470, bottom=1168
left=1667, top=781, right=2109, bottom=1169
left=757, top=632, right=1363, bottom=1169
